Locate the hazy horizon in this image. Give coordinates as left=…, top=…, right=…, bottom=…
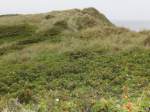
left=0, top=0, right=150, bottom=21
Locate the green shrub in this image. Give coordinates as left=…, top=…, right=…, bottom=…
left=16, top=36, right=44, bottom=45
left=0, top=82, right=9, bottom=95
left=68, top=50, right=92, bottom=59
left=17, top=89, right=35, bottom=104
left=45, top=14, right=55, bottom=20
left=91, top=98, right=119, bottom=112
left=0, top=23, right=35, bottom=38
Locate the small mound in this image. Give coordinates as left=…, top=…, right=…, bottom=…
left=37, top=7, right=113, bottom=36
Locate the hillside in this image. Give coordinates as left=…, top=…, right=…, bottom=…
left=0, top=8, right=150, bottom=112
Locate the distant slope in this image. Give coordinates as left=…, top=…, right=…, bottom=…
left=0, top=8, right=112, bottom=36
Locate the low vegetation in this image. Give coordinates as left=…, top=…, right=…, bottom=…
left=0, top=8, right=149, bottom=112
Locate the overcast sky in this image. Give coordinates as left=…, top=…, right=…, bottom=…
left=0, top=0, right=150, bottom=21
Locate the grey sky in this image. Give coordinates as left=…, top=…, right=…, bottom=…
left=0, top=0, right=150, bottom=20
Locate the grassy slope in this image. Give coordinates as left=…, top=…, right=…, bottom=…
left=0, top=8, right=150, bottom=112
